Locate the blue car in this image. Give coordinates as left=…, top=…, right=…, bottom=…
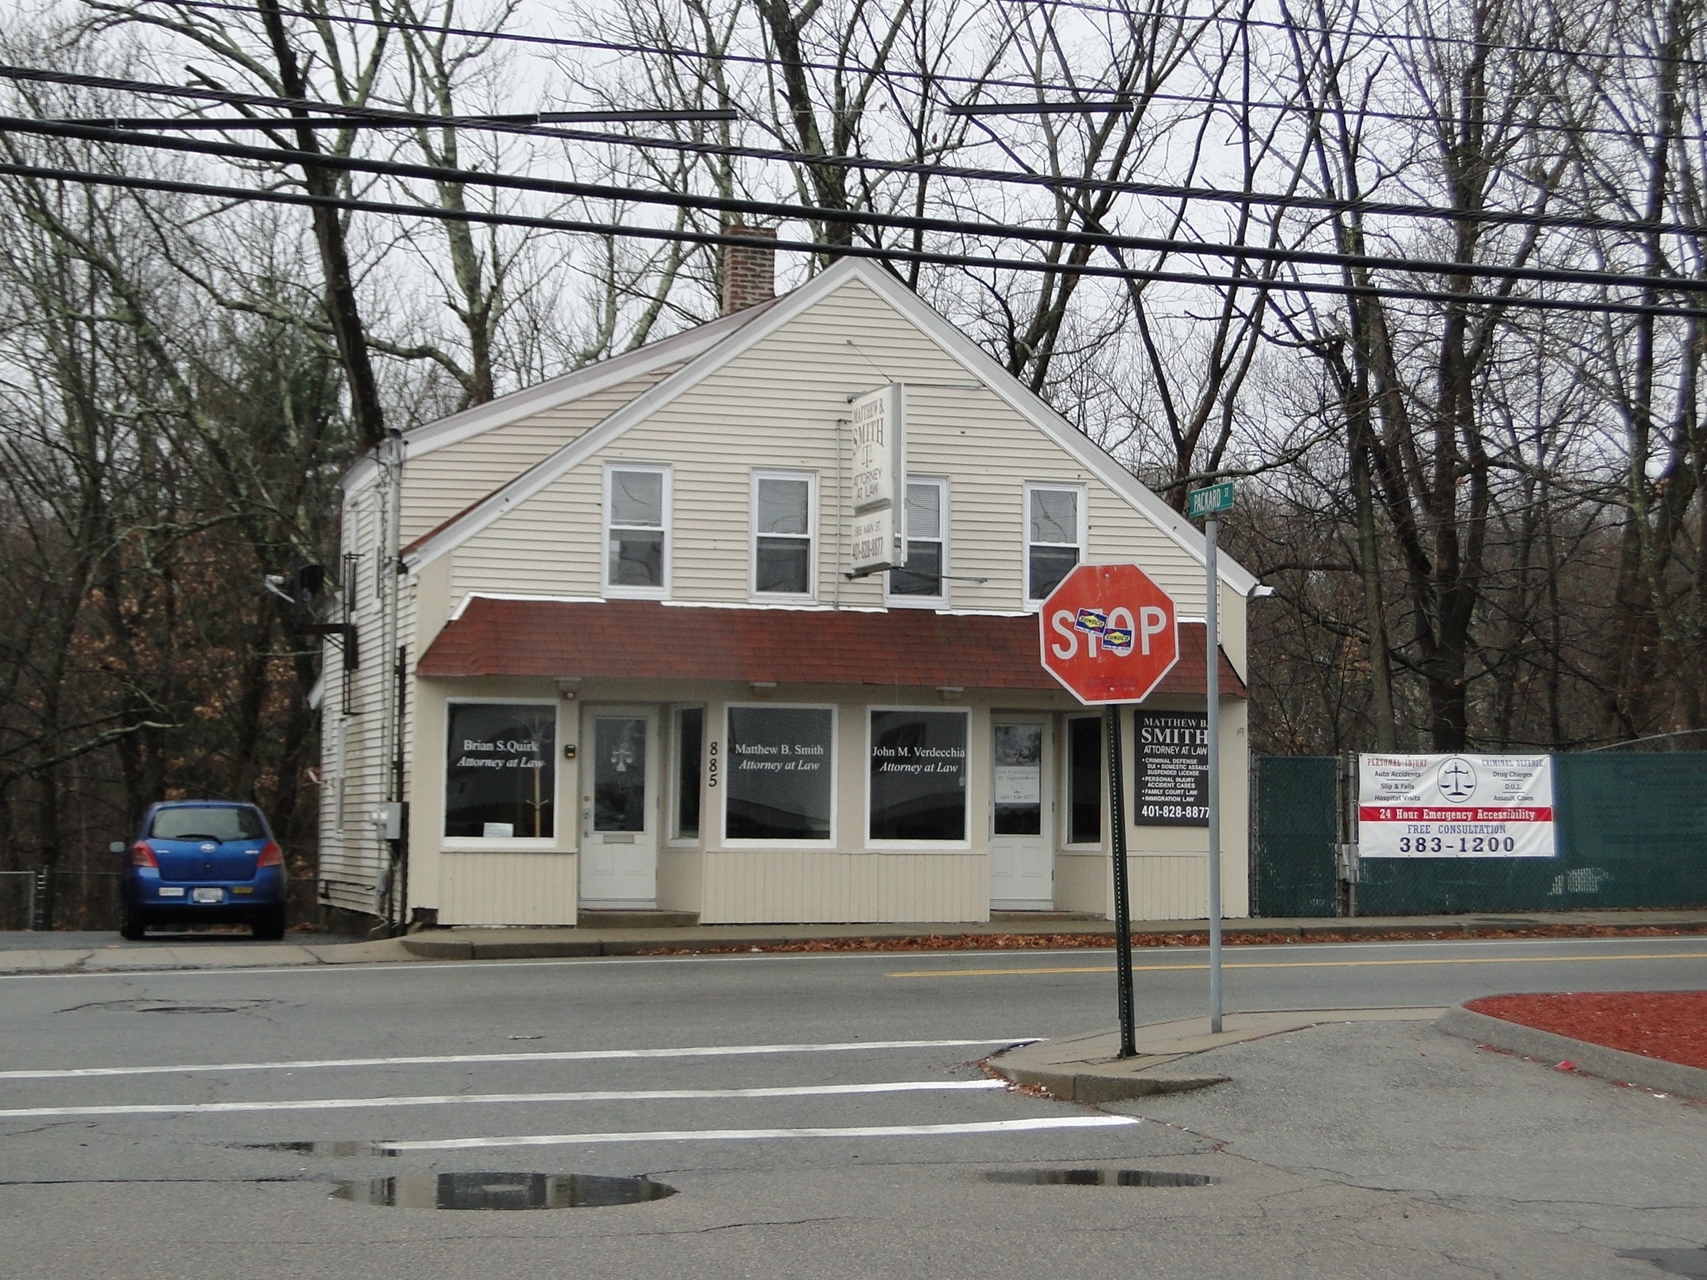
left=115, top=801, right=288, bottom=940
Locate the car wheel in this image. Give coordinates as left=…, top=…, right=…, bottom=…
left=119, top=903, right=146, bottom=941
left=253, top=906, right=287, bottom=941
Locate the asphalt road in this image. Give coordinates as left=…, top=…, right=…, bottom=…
left=3, top=936, right=1705, bottom=1279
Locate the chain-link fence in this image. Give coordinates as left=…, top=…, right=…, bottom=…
left=1253, top=752, right=1707, bottom=917
left=0, top=870, right=123, bottom=931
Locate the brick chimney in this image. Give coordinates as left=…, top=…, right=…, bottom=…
left=721, top=223, right=777, bottom=315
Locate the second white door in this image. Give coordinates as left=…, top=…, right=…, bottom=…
left=991, top=719, right=1052, bottom=908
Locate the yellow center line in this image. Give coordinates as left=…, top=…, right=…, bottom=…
left=884, top=950, right=1707, bottom=979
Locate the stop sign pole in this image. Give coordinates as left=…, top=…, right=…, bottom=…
left=1039, top=563, right=1180, bottom=1059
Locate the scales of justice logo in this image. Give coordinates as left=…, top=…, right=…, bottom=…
left=1435, top=757, right=1478, bottom=804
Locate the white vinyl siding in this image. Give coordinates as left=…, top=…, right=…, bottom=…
left=443, top=277, right=1216, bottom=622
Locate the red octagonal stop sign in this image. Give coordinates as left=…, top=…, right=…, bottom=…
left=1039, top=563, right=1179, bottom=704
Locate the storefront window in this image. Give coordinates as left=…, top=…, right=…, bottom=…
left=673, top=707, right=704, bottom=840
left=1067, top=715, right=1102, bottom=845
left=445, top=702, right=555, bottom=838
left=869, top=709, right=968, bottom=841
left=725, top=706, right=833, bottom=840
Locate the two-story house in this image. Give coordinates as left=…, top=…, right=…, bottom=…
left=317, top=240, right=1264, bottom=929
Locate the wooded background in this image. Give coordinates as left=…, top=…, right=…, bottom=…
left=1, top=0, right=1701, bottom=920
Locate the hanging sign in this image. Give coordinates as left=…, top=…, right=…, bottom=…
left=1358, top=754, right=1556, bottom=858
left=847, top=383, right=906, bottom=573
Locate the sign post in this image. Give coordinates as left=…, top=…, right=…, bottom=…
left=1186, top=480, right=1234, bottom=1032
left=1040, top=562, right=1179, bottom=1058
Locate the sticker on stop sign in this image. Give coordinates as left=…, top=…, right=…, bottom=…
left=1039, top=563, right=1179, bottom=704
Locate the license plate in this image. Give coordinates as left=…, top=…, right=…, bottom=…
left=190, top=887, right=225, bottom=904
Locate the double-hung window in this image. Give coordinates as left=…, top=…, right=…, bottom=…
left=753, top=472, right=815, bottom=597
left=604, top=466, right=669, bottom=596
left=888, top=478, right=946, bottom=604
left=1025, top=483, right=1084, bottom=605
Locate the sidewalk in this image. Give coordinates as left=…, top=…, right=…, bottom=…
left=0, top=907, right=1700, bottom=975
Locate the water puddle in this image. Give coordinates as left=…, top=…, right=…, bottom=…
left=332, top=1172, right=676, bottom=1210
left=1619, top=1247, right=1707, bottom=1278
left=981, top=1168, right=1217, bottom=1188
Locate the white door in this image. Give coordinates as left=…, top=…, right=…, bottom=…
left=991, top=719, right=1052, bottom=908
left=581, top=707, right=659, bottom=906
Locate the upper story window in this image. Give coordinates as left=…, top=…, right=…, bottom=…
left=753, top=471, right=816, bottom=597
left=605, top=465, right=669, bottom=597
left=1026, top=483, right=1084, bottom=605
left=888, top=478, right=946, bottom=604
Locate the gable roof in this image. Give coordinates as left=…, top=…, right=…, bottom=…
left=343, top=296, right=784, bottom=496
left=396, top=258, right=1260, bottom=596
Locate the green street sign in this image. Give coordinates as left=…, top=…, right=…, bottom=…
left=1187, top=480, right=1236, bottom=518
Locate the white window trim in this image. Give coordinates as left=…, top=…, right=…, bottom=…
left=720, top=702, right=837, bottom=847
left=864, top=705, right=973, bottom=851
left=750, top=469, right=819, bottom=601
left=441, top=696, right=561, bottom=851
left=885, top=476, right=949, bottom=609
left=1061, top=712, right=1106, bottom=851
left=1023, top=481, right=1087, bottom=610
left=667, top=703, right=707, bottom=847
left=602, top=463, right=671, bottom=600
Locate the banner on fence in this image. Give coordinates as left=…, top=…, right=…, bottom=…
left=1358, top=754, right=1556, bottom=859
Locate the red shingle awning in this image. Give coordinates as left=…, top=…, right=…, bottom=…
left=417, top=597, right=1246, bottom=698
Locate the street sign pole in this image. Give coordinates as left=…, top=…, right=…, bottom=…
left=1205, top=511, right=1223, bottom=1034
left=1106, top=703, right=1136, bottom=1058
left=1187, top=479, right=1232, bottom=1034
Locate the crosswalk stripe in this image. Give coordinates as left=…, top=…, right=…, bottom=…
left=382, top=1115, right=1143, bottom=1151
left=0, top=1037, right=1036, bottom=1082
left=0, top=1079, right=1007, bottom=1120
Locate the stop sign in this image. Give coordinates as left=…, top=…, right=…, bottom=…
left=1039, top=563, right=1179, bottom=704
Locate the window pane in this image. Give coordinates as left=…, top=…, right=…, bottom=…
left=905, top=482, right=941, bottom=539
left=757, top=477, right=809, bottom=535
left=445, top=704, right=555, bottom=838
left=151, top=806, right=264, bottom=841
left=675, top=708, right=703, bottom=839
left=1029, top=545, right=1078, bottom=600
left=593, top=717, right=647, bottom=833
left=869, top=710, right=968, bottom=841
left=889, top=541, right=941, bottom=597
left=1030, top=488, right=1077, bottom=544
left=609, top=530, right=664, bottom=587
left=993, top=724, right=1043, bottom=836
left=756, top=537, right=810, bottom=594
left=726, top=707, right=833, bottom=840
left=611, top=470, right=663, bottom=528
left=1068, top=716, right=1102, bottom=845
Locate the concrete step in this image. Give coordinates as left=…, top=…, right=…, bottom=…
left=576, top=909, right=700, bottom=929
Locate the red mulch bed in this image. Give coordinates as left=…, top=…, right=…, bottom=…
left=1466, top=991, right=1707, bottom=1070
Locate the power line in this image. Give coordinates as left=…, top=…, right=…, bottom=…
left=11, top=114, right=1705, bottom=300
left=1, top=157, right=1701, bottom=319
left=131, top=0, right=1707, bottom=142
left=7, top=63, right=1705, bottom=243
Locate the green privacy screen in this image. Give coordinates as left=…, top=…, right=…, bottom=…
left=1251, top=756, right=1338, bottom=918
left=1252, top=752, right=1707, bottom=917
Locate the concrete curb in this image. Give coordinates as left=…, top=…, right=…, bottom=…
left=1435, top=1003, right=1707, bottom=1100
left=400, top=914, right=1707, bottom=961
left=994, top=1062, right=1229, bottom=1104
